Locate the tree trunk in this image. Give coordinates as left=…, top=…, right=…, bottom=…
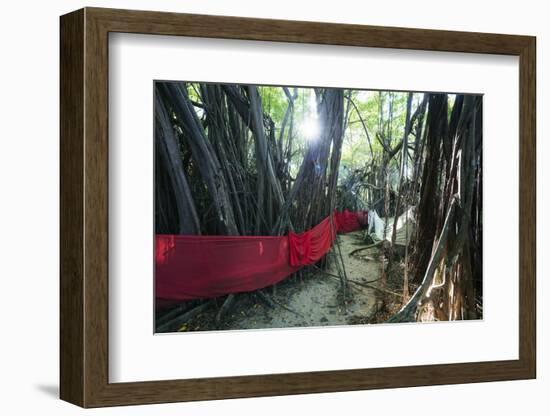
left=154, top=90, right=200, bottom=234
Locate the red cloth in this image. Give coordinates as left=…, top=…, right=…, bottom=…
left=288, top=216, right=336, bottom=267
left=334, top=209, right=366, bottom=233
left=357, top=210, right=369, bottom=227
left=156, top=234, right=298, bottom=303
left=155, top=211, right=366, bottom=304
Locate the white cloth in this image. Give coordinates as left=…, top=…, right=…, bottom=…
left=368, top=206, right=416, bottom=246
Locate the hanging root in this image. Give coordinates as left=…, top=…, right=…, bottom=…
left=156, top=301, right=200, bottom=328
left=387, top=196, right=458, bottom=323
left=215, top=294, right=236, bottom=324
left=257, top=290, right=305, bottom=318
left=349, top=240, right=384, bottom=257
left=156, top=300, right=214, bottom=333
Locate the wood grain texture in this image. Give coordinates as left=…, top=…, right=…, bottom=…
left=89, top=7, right=532, bottom=54
left=59, top=7, right=537, bottom=408
left=83, top=10, right=110, bottom=406
left=518, top=38, right=537, bottom=376
left=59, top=8, right=84, bottom=407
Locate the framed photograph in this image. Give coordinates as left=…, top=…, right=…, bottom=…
left=60, top=7, right=536, bottom=408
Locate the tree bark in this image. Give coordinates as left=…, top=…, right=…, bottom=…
left=154, top=90, right=201, bottom=234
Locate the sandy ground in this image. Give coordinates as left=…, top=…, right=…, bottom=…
left=174, top=231, right=383, bottom=332
left=236, top=231, right=382, bottom=330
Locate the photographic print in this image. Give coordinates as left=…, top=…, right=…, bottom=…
left=154, top=81, right=483, bottom=333
left=60, top=9, right=535, bottom=406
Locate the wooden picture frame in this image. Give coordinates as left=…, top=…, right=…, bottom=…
left=60, top=7, right=536, bottom=408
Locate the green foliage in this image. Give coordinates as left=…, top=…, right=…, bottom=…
left=340, top=91, right=424, bottom=172
left=184, top=83, right=428, bottom=184
left=258, top=86, right=287, bottom=123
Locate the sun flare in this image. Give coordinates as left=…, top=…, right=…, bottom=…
left=302, top=117, right=319, bottom=141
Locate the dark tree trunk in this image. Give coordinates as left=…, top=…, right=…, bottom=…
left=154, top=90, right=200, bottom=234
left=157, top=82, right=239, bottom=235
left=412, top=93, right=448, bottom=282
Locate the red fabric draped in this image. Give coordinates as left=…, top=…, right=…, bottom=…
left=334, top=209, right=367, bottom=233
left=155, top=234, right=297, bottom=304
left=288, top=216, right=336, bottom=267
left=155, top=211, right=367, bottom=304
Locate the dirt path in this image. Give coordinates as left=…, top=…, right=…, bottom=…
left=222, top=231, right=382, bottom=331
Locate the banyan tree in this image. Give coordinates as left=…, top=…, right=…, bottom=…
left=154, top=82, right=482, bottom=332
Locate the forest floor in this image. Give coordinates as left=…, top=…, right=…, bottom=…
left=174, top=231, right=388, bottom=333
